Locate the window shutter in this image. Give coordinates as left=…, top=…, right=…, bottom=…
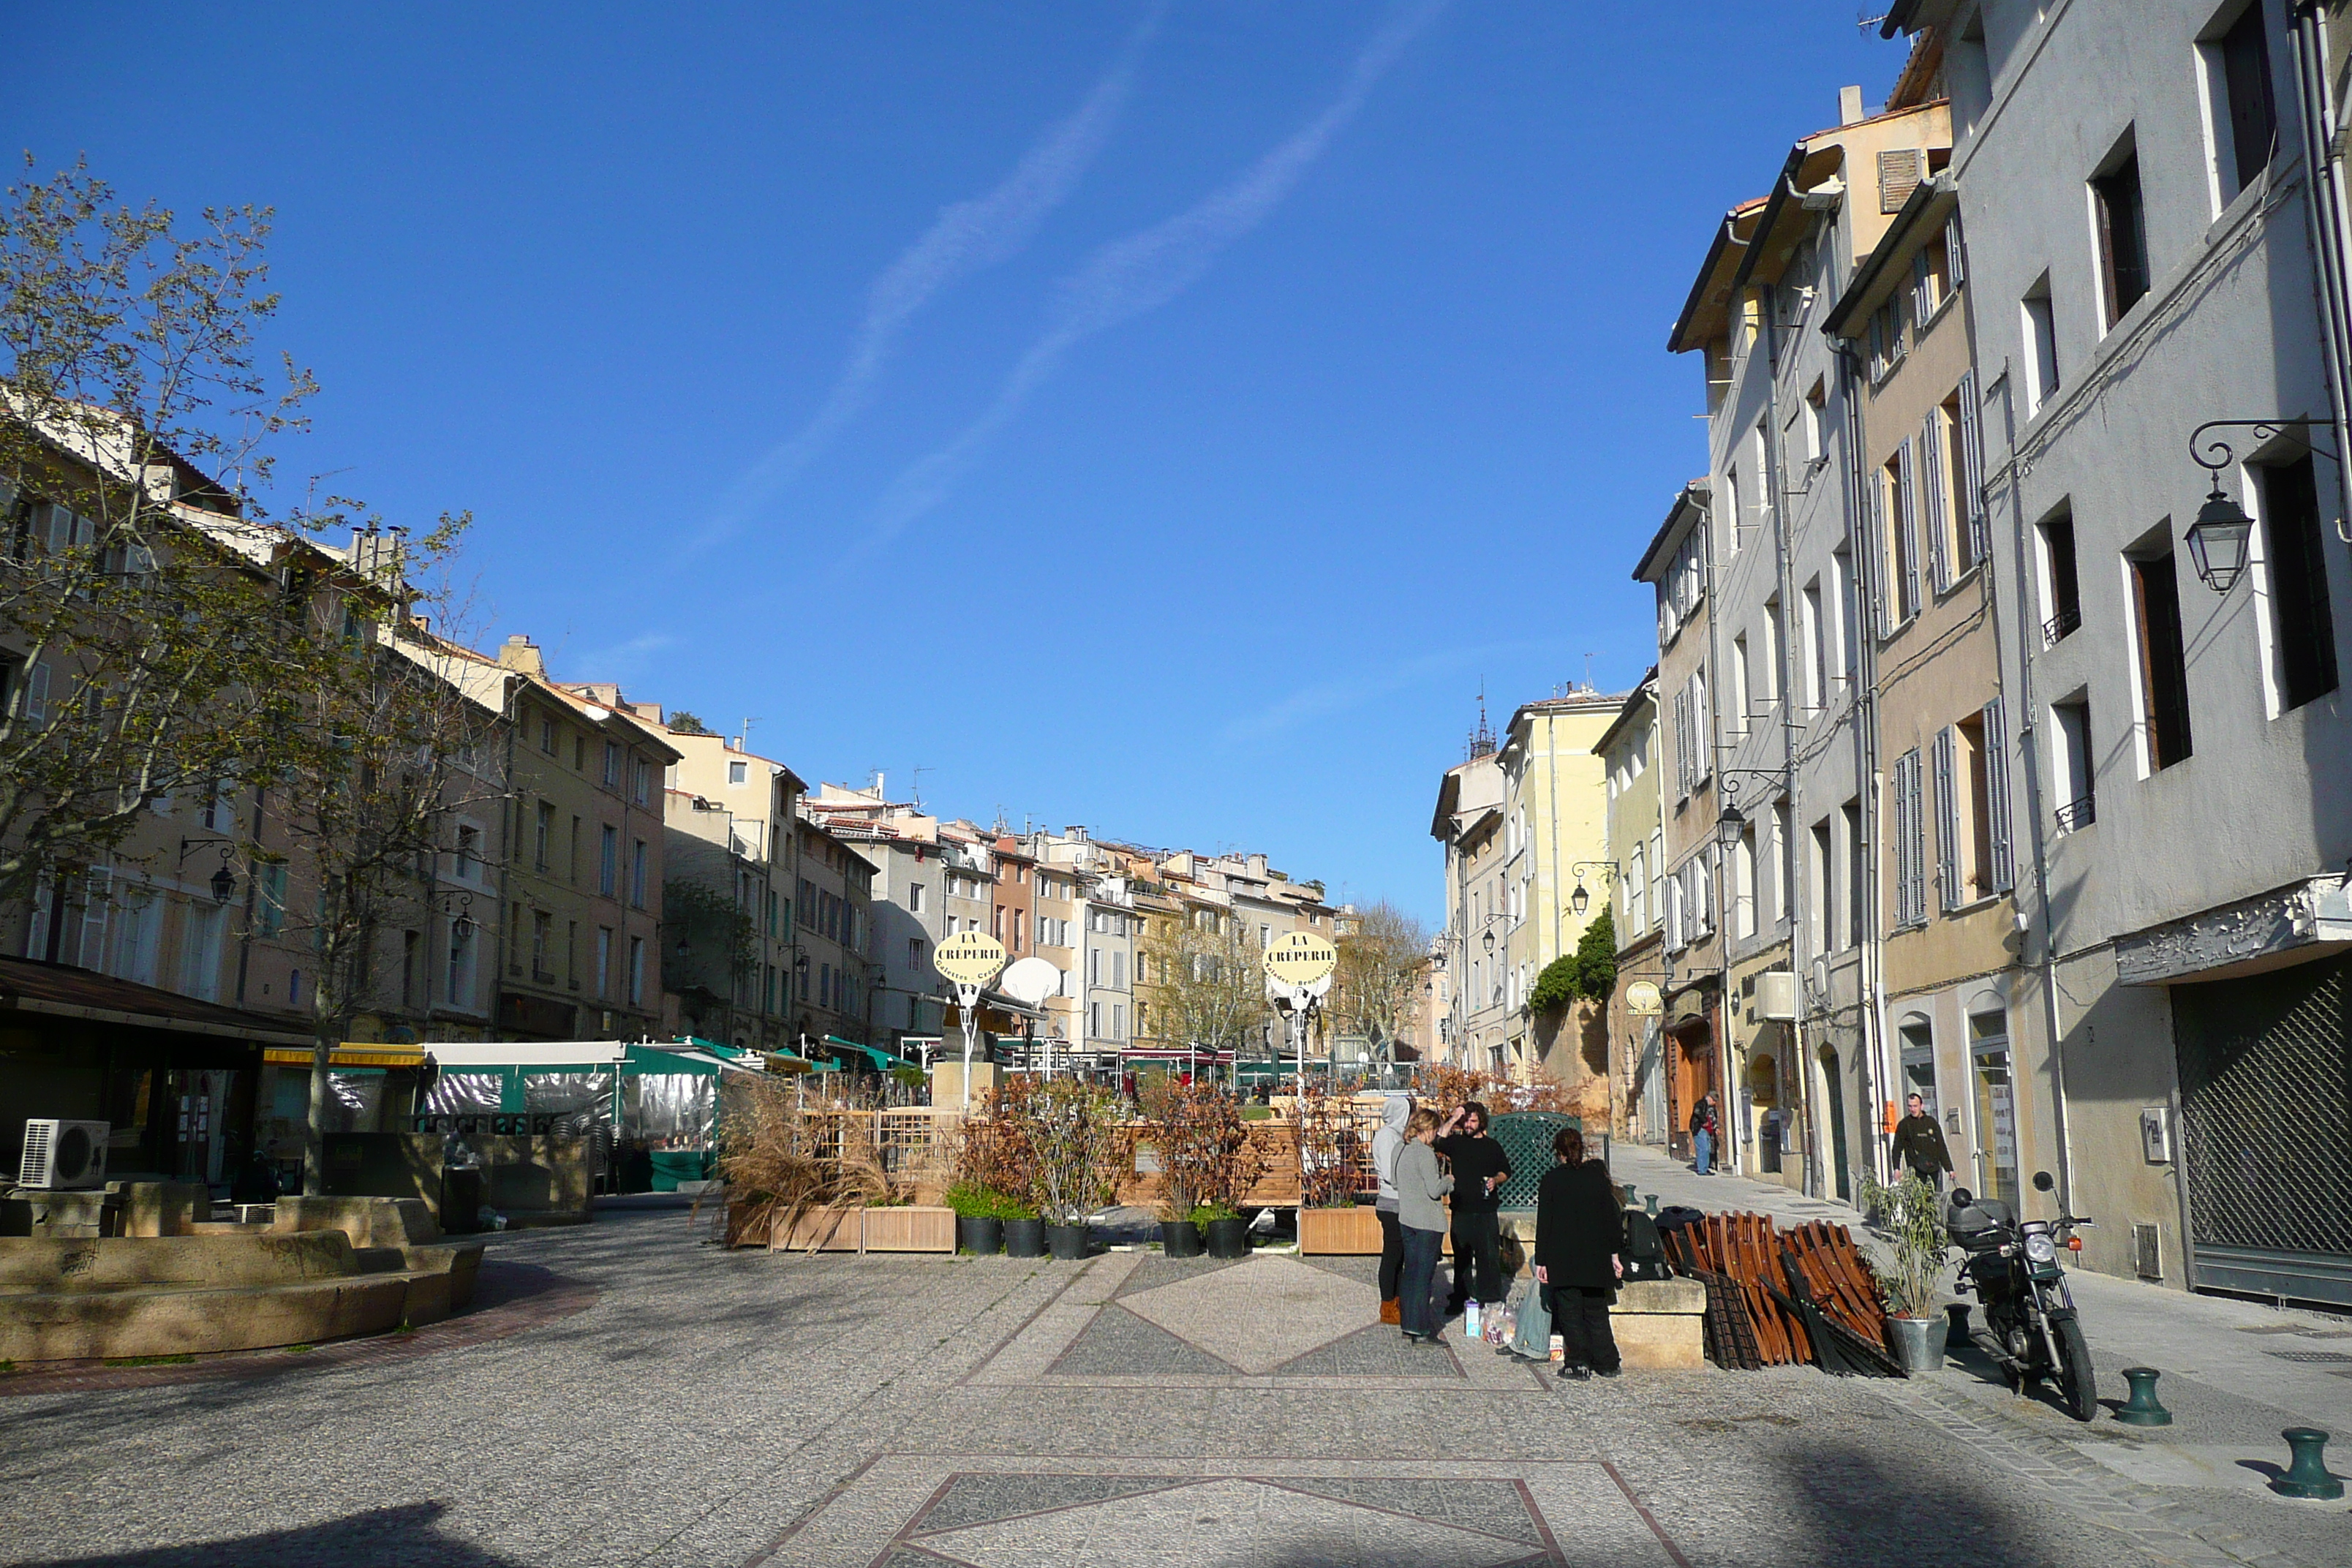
left=24, top=661, right=48, bottom=727
left=1865, top=478, right=1888, bottom=640
left=1912, top=250, right=1932, bottom=325
left=1945, top=216, right=1967, bottom=290
left=1879, top=148, right=1923, bottom=213
left=1907, top=754, right=1928, bottom=924
left=1956, top=369, right=1987, bottom=566
left=1983, top=698, right=2016, bottom=892
left=1921, top=412, right=1950, bottom=595
left=1932, top=728, right=1959, bottom=911
left=1896, top=436, right=1921, bottom=619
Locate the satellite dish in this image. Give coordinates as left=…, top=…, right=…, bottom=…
left=999, top=956, right=1060, bottom=1008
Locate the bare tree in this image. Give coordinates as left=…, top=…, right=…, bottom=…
left=1330, top=900, right=1433, bottom=1060
left=0, top=159, right=316, bottom=908
left=1139, top=905, right=1271, bottom=1062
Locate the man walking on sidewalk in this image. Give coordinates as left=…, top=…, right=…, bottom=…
left=1690, top=1093, right=1719, bottom=1176
left=1891, top=1093, right=1953, bottom=1190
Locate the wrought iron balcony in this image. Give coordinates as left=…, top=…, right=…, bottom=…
left=2042, top=605, right=2081, bottom=647
left=2054, top=794, right=2097, bottom=832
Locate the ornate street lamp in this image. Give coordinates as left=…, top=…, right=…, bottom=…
left=1568, top=860, right=1618, bottom=917
left=2185, top=418, right=2331, bottom=593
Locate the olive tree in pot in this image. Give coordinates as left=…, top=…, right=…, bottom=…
left=1023, top=1079, right=1121, bottom=1262
left=1857, top=1169, right=1950, bottom=1375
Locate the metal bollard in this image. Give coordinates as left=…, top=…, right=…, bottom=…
left=1645, top=1194, right=1659, bottom=1218
left=2270, top=1429, right=2345, bottom=1500
left=2114, top=1367, right=2172, bottom=1427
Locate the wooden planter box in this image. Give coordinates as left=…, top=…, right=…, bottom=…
left=767, top=1205, right=955, bottom=1254
left=861, top=1206, right=954, bottom=1253
left=1298, top=1206, right=1383, bottom=1255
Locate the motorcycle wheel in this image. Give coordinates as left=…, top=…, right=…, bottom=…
left=2052, top=1316, right=2096, bottom=1422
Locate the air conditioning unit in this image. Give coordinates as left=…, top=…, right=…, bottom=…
left=19, top=1119, right=110, bottom=1189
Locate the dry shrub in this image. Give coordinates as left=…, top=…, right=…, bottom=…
left=1295, top=1080, right=1364, bottom=1208
left=953, top=1075, right=1042, bottom=1208
left=1412, top=1063, right=1580, bottom=1116
left=707, top=1075, right=894, bottom=1250
left=1022, top=1079, right=1124, bottom=1225
left=1145, top=1080, right=1260, bottom=1219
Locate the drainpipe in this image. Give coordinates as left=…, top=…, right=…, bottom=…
left=1831, top=338, right=1894, bottom=1188
left=1758, top=286, right=1803, bottom=1191
left=1989, top=361, right=2079, bottom=1218
left=2290, top=2, right=2352, bottom=538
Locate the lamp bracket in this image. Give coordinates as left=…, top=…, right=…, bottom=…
left=1715, top=768, right=1787, bottom=807
left=1569, top=860, right=1621, bottom=886
left=2188, top=417, right=2336, bottom=478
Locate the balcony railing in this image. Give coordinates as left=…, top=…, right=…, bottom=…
left=2054, top=794, right=2097, bottom=832
left=2042, top=605, right=2081, bottom=647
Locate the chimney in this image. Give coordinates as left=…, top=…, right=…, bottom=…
left=496, top=633, right=546, bottom=679
left=1247, top=853, right=1267, bottom=880
left=1066, top=825, right=1088, bottom=842
left=1839, top=85, right=1864, bottom=125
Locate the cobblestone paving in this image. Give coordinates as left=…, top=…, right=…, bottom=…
left=3, top=1202, right=2345, bottom=1568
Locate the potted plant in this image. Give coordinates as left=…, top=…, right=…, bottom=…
left=946, top=1181, right=1007, bottom=1255
left=1023, top=1079, right=1120, bottom=1262
left=954, top=1082, right=1045, bottom=1256
left=1194, top=1202, right=1251, bottom=1259
left=1143, top=1079, right=1258, bottom=1259
left=1294, top=1081, right=1380, bottom=1255
left=1858, top=1169, right=1950, bottom=1375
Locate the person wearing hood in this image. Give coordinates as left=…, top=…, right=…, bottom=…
left=1371, top=1094, right=1413, bottom=1325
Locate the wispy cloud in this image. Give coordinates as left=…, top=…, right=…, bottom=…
left=692, top=7, right=1164, bottom=553
left=576, top=632, right=674, bottom=682
left=1218, top=638, right=1539, bottom=745
left=850, top=0, right=1448, bottom=559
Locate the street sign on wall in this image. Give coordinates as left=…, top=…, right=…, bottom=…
left=935, top=932, right=1008, bottom=988
left=1262, top=930, right=1338, bottom=988
left=1625, top=981, right=1663, bottom=1016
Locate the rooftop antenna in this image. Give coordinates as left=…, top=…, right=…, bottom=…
left=1584, top=652, right=1597, bottom=692
left=911, top=764, right=931, bottom=810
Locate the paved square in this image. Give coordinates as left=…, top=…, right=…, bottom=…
left=1116, top=1254, right=1381, bottom=1373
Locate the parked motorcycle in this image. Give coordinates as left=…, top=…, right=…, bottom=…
left=1946, top=1170, right=2098, bottom=1420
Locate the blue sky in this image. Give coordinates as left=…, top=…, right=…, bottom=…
left=7, top=4, right=1900, bottom=924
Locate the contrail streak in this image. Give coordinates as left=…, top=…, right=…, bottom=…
left=854, top=0, right=1447, bottom=555
left=694, top=5, right=1163, bottom=551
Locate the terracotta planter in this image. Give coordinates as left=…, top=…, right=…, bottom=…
left=1003, top=1218, right=1047, bottom=1258
left=1159, top=1221, right=1204, bottom=1257
left=1204, top=1216, right=1251, bottom=1259
left=1297, top=1206, right=1383, bottom=1256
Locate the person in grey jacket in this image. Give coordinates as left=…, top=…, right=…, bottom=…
left=1371, top=1095, right=1413, bottom=1324
left=1395, top=1107, right=1454, bottom=1344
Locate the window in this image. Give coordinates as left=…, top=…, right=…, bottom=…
left=183, top=903, right=226, bottom=1003
left=632, top=757, right=651, bottom=805
left=532, top=910, right=554, bottom=979
left=1090, top=1001, right=1101, bottom=1038
left=1803, top=378, right=1828, bottom=464
left=539, top=715, right=557, bottom=755
left=630, top=840, right=648, bottom=908
left=447, top=917, right=477, bottom=1007
left=2092, top=141, right=2150, bottom=328
left=1802, top=578, right=1827, bottom=709
left=1891, top=750, right=1926, bottom=928
left=2022, top=276, right=2059, bottom=414
left=596, top=927, right=612, bottom=998
left=1761, top=598, right=1783, bottom=704
left=573, top=734, right=586, bottom=772
left=534, top=801, right=554, bottom=872
left=1844, top=801, right=1865, bottom=949
left=728, top=760, right=747, bottom=785
left=1937, top=383, right=1984, bottom=584
left=1731, top=633, right=1751, bottom=725
left=1772, top=801, right=1792, bottom=925
left=1733, top=823, right=1757, bottom=939
left=2258, top=455, right=2340, bottom=709
left=1933, top=727, right=1962, bottom=911
left=1949, top=709, right=2008, bottom=903
left=1882, top=443, right=1922, bottom=626
left=1832, top=543, right=1858, bottom=681
left=628, top=935, right=645, bottom=1006
left=1982, top=699, right=2016, bottom=892
left=598, top=825, right=618, bottom=896
left=2039, top=507, right=2083, bottom=644
left=454, top=823, right=480, bottom=882
left=1868, top=294, right=1906, bottom=381
left=1809, top=818, right=1834, bottom=955
left=2130, top=546, right=2194, bottom=771
left=1112, top=1004, right=1123, bottom=1041
left=1627, top=841, right=1648, bottom=933
left=2209, top=1, right=2279, bottom=202
left=2052, top=696, right=2095, bottom=829
left=1912, top=223, right=1954, bottom=321
left=257, top=862, right=287, bottom=936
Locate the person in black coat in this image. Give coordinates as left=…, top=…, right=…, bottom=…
left=1533, top=1123, right=1624, bottom=1380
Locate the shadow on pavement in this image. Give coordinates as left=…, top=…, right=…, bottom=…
left=17, top=1501, right=524, bottom=1567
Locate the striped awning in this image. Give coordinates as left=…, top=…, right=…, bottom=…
left=260, top=1043, right=429, bottom=1069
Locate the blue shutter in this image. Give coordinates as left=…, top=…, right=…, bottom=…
left=1983, top=698, right=2016, bottom=892
left=1933, top=728, right=1959, bottom=911
left=1896, top=436, right=1921, bottom=621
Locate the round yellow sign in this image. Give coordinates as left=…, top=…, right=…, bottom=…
left=1261, top=930, right=1338, bottom=987
left=1625, top=980, right=1663, bottom=1016
left=935, top=931, right=1008, bottom=987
